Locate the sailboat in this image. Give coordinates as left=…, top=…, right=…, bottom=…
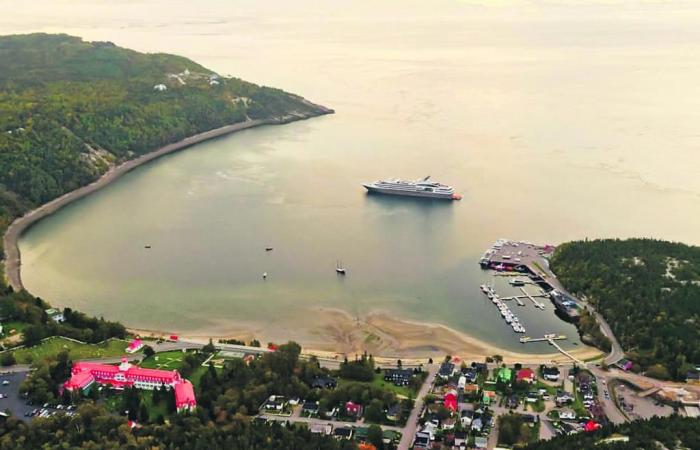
left=336, top=260, right=346, bottom=275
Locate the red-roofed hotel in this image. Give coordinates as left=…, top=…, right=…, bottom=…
left=64, top=357, right=196, bottom=412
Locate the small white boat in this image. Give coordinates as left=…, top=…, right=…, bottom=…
left=336, top=260, right=346, bottom=275
left=262, top=272, right=267, bottom=279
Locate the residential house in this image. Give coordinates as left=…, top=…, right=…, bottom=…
left=413, top=431, right=431, bottom=449
left=125, top=339, right=144, bottom=354
left=516, top=368, right=536, bottom=384
left=474, top=436, right=488, bottom=448
left=522, top=414, right=539, bottom=425
left=686, top=371, right=700, bottom=385
left=386, top=403, right=401, bottom=422
left=471, top=362, right=488, bottom=373
left=309, top=423, right=333, bottom=435
left=444, top=390, right=458, bottom=411
left=542, top=366, right=560, bottom=381
left=497, top=367, right=513, bottom=384
left=441, top=417, right=456, bottom=430
left=505, top=394, right=519, bottom=409
left=45, top=308, right=65, bottom=323
left=460, top=409, right=473, bottom=427
left=616, top=359, right=633, bottom=371
left=384, top=368, right=413, bottom=386
left=454, top=431, right=467, bottom=449
left=556, top=390, right=574, bottom=406
left=461, top=368, right=478, bottom=383
left=333, top=426, right=353, bottom=439
left=559, top=409, right=576, bottom=420
left=301, top=401, right=319, bottom=416
left=345, top=401, right=363, bottom=418
left=262, top=395, right=286, bottom=412
left=311, top=376, right=337, bottom=389
left=439, top=362, right=455, bottom=378
left=470, top=417, right=483, bottom=433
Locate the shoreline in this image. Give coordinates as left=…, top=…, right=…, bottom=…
left=2, top=105, right=333, bottom=291
left=128, top=308, right=604, bottom=364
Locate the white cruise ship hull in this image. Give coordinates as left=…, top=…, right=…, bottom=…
left=363, top=184, right=456, bottom=200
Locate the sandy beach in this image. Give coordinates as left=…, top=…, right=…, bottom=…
left=2, top=105, right=332, bottom=291
left=131, top=307, right=604, bottom=364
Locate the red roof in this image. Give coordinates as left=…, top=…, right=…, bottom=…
left=64, top=359, right=195, bottom=411
left=174, top=380, right=196, bottom=409
left=345, top=401, right=361, bottom=413
left=516, top=368, right=535, bottom=381
left=444, top=391, right=457, bottom=411
left=584, top=420, right=600, bottom=432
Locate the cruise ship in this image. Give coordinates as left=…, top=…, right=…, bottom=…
left=362, top=176, right=461, bottom=200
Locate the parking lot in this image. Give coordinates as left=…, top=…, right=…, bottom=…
left=614, top=384, right=674, bottom=421
left=0, top=371, right=30, bottom=420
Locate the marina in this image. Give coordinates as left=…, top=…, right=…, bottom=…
left=479, top=284, right=526, bottom=334
left=480, top=239, right=583, bottom=321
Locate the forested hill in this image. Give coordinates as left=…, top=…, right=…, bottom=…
left=523, top=416, right=700, bottom=450
left=0, top=33, right=330, bottom=279
left=550, top=239, right=700, bottom=380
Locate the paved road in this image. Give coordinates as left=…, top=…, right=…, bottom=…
left=398, top=364, right=438, bottom=450
left=259, top=412, right=404, bottom=433
left=588, top=371, right=628, bottom=425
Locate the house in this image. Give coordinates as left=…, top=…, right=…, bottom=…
left=559, top=409, right=576, bottom=420
left=686, top=371, right=700, bottom=385
left=125, top=339, right=144, bottom=354
left=556, top=391, right=574, bottom=406
left=525, top=392, right=539, bottom=403
left=516, top=368, right=536, bottom=384
left=497, top=367, right=513, bottom=384
left=309, top=423, right=333, bottom=435
left=345, top=401, right=363, bottom=418
left=63, top=357, right=196, bottom=412
left=481, top=390, right=496, bottom=406
left=522, top=414, right=539, bottom=425
left=45, top=308, right=65, bottom=323
left=439, top=362, right=455, bottom=378
left=474, top=436, right=488, bottom=448
left=470, top=417, right=483, bottom=433
left=616, top=359, right=633, bottom=371
left=441, top=417, right=456, bottom=430
left=471, top=362, right=488, bottom=373
left=505, top=394, right=518, bottom=409
left=153, top=84, right=167, bottom=91
left=542, top=366, right=560, bottom=381
left=382, top=429, right=401, bottom=444
left=460, top=409, right=473, bottom=426
left=461, top=368, right=478, bottom=383
left=262, top=395, right=286, bottom=412
left=454, top=431, right=467, bottom=448
left=333, top=426, right=353, bottom=439
left=384, top=368, right=413, bottom=386
left=301, top=401, right=319, bottom=416
left=444, top=390, right=458, bottom=411
left=386, top=403, right=401, bottom=421
left=311, top=376, right=337, bottom=389
left=413, top=431, right=431, bottom=448
left=458, top=375, right=467, bottom=389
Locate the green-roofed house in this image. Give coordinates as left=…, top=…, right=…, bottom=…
left=355, top=426, right=369, bottom=442
left=497, top=367, right=513, bottom=384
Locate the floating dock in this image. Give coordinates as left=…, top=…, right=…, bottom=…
left=519, top=287, right=546, bottom=309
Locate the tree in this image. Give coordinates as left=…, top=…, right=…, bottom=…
left=143, top=345, right=155, bottom=358
left=364, top=399, right=385, bottom=423
left=0, top=352, right=15, bottom=366
left=367, top=424, right=384, bottom=449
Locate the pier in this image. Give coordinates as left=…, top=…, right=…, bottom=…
left=519, top=334, right=584, bottom=363
left=519, top=287, right=546, bottom=309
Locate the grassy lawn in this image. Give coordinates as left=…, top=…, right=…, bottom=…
left=10, top=337, right=129, bottom=364
left=370, top=373, right=415, bottom=398
left=1, top=321, right=29, bottom=337
left=140, top=350, right=186, bottom=370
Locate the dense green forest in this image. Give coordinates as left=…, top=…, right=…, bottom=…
left=0, top=403, right=356, bottom=450
left=0, top=33, right=328, bottom=282
left=523, top=416, right=700, bottom=450
left=551, top=239, right=700, bottom=380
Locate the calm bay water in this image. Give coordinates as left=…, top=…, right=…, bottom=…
left=6, top=0, right=700, bottom=353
